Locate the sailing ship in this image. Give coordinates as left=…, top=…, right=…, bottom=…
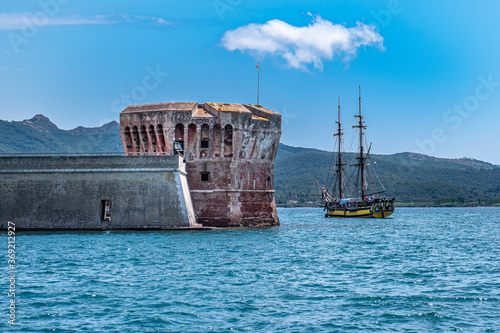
left=317, top=87, right=395, bottom=218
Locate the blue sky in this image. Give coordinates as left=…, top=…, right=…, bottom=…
left=1, top=0, right=500, bottom=163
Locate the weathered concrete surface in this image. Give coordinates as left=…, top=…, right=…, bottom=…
left=120, top=102, right=282, bottom=227
left=0, top=155, right=198, bottom=230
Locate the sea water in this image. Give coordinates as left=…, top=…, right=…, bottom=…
left=2, top=207, right=499, bottom=332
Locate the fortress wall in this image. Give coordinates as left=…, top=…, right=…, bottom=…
left=187, top=161, right=278, bottom=227
left=0, top=155, right=197, bottom=230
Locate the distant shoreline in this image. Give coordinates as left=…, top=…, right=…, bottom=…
left=278, top=204, right=500, bottom=208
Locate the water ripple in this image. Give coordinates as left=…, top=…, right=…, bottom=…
left=1, top=207, right=499, bottom=332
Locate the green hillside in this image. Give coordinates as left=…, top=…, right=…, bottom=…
left=0, top=115, right=122, bottom=154
left=1, top=115, right=499, bottom=207
left=275, top=144, right=500, bottom=207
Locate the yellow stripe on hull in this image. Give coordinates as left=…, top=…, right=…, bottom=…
left=327, top=208, right=394, bottom=218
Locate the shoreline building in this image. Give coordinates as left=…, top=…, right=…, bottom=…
left=120, top=102, right=282, bottom=227
left=0, top=102, right=282, bottom=230
left=0, top=154, right=198, bottom=230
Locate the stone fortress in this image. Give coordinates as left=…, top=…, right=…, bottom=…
left=120, top=102, right=282, bottom=227
left=0, top=102, right=281, bottom=230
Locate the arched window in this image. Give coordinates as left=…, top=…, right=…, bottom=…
left=140, top=125, right=149, bottom=152
left=187, top=123, right=197, bottom=160
left=213, top=124, right=222, bottom=158
left=157, top=124, right=166, bottom=153
left=149, top=125, right=157, bottom=153
left=124, top=126, right=134, bottom=154
left=132, top=126, right=140, bottom=153
left=224, top=124, right=233, bottom=158
left=174, top=124, right=185, bottom=153
left=200, top=124, right=210, bottom=158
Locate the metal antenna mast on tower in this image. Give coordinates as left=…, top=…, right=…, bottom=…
left=256, top=62, right=260, bottom=105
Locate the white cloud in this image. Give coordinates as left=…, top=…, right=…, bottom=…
left=0, top=13, right=111, bottom=30
left=115, top=14, right=172, bottom=27
left=0, top=12, right=171, bottom=30
left=221, top=15, right=384, bottom=70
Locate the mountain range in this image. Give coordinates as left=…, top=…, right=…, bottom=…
left=0, top=114, right=122, bottom=153
left=1, top=115, right=499, bottom=207
left=275, top=145, right=500, bottom=207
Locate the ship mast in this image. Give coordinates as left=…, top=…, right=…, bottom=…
left=353, top=85, right=367, bottom=199
left=334, top=97, right=344, bottom=199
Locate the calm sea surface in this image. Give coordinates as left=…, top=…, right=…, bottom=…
left=2, top=207, right=500, bottom=332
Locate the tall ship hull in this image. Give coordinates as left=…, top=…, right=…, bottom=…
left=325, top=199, right=394, bottom=218
left=317, top=87, right=395, bottom=219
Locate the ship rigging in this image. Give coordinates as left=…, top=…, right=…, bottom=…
left=317, top=87, right=395, bottom=218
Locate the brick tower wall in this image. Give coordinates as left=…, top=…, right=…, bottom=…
left=119, top=102, right=282, bottom=227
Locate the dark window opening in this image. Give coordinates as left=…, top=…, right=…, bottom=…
left=149, top=125, right=157, bottom=152
left=200, top=172, right=210, bottom=182
left=175, top=124, right=185, bottom=141
left=102, top=200, right=111, bottom=221
left=200, top=124, right=210, bottom=151
left=132, top=126, right=140, bottom=152
left=187, top=123, right=197, bottom=160
left=224, top=124, right=233, bottom=158
left=157, top=124, right=165, bottom=151
left=141, top=125, right=149, bottom=153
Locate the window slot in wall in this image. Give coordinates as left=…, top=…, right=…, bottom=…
left=102, top=200, right=111, bottom=221
left=200, top=172, right=210, bottom=182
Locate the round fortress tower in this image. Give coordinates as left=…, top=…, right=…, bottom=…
left=119, top=102, right=282, bottom=227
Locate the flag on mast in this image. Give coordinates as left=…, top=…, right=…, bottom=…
left=256, top=62, right=260, bottom=70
